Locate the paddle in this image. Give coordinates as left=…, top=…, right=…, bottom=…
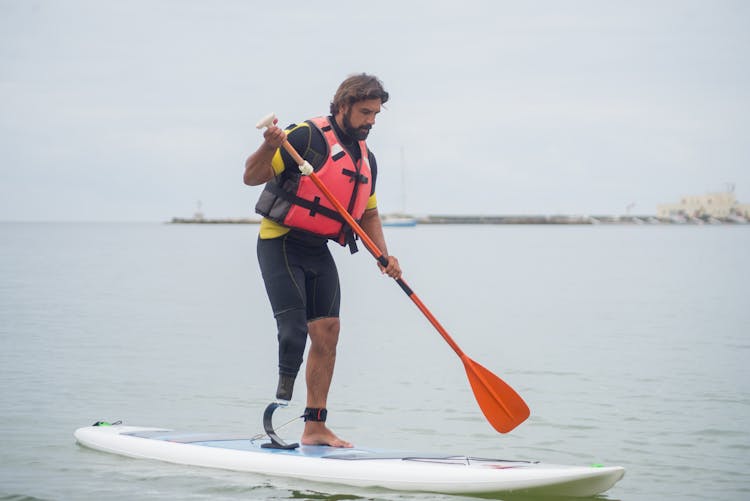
left=256, top=114, right=530, bottom=433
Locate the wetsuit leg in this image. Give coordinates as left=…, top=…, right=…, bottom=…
left=257, top=234, right=341, bottom=391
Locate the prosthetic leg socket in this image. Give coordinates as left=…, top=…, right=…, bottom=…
left=276, top=373, right=296, bottom=401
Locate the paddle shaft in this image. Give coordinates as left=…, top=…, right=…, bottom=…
left=301, top=159, right=523, bottom=418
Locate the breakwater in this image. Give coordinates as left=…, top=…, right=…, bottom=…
left=170, top=214, right=748, bottom=225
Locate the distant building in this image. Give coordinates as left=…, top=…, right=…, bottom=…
left=657, top=190, right=750, bottom=219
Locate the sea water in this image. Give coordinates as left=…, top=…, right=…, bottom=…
left=1, top=222, right=748, bottom=500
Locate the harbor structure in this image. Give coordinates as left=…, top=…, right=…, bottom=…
left=657, top=188, right=750, bottom=220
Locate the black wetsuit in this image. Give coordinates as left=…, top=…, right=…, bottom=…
left=255, top=117, right=378, bottom=381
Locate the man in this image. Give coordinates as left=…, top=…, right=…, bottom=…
left=244, top=74, right=401, bottom=448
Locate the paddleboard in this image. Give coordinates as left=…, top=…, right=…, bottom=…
left=74, top=421, right=624, bottom=497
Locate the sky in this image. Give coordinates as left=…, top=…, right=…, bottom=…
left=1, top=0, right=749, bottom=221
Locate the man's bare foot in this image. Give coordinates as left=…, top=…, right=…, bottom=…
left=301, top=423, right=353, bottom=448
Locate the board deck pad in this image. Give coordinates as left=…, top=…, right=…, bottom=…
left=124, top=429, right=534, bottom=463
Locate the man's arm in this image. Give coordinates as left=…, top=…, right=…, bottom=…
left=359, top=207, right=402, bottom=279
left=244, top=122, right=286, bottom=186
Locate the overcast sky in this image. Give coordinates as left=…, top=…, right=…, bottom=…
left=1, top=0, right=748, bottom=221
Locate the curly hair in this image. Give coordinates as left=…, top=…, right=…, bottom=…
left=330, top=73, right=389, bottom=115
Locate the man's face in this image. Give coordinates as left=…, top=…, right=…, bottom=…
left=340, top=98, right=381, bottom=140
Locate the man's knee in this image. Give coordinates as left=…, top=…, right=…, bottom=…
left=308, top=317, right=340, bottom=350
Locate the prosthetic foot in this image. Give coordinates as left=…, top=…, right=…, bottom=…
left=261, top=374, right=299, bottom=450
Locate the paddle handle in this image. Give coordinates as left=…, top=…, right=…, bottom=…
left=256, top=113, right=312, bottom=174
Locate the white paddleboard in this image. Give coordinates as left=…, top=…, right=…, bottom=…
left=74, top=422, right=624, bottom=497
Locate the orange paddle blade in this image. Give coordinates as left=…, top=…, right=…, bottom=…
left=463, top=358, right=530, bottom=433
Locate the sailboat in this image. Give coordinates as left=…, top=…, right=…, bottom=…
left=381, top=146, right=417, bottom=227
left=381, top=214, right=417, bottom=226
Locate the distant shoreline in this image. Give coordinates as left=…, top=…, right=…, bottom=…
left=169, top=214, right=748, bottom=225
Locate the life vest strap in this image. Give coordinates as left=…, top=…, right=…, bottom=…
left=265, top=183, right=344, bottom=222
left=341, top=168, right=369, bottom=184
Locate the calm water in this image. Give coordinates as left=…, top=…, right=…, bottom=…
left=1, top=222, right=748, bottom=501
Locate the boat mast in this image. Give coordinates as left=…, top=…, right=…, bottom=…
left=400, top=146, right=407, bottom=215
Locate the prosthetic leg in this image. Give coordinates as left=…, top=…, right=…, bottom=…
left=261, top=374, right=299, bottom=449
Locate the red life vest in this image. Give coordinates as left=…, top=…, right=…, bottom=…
left=254, top=116, right=372, bottom=249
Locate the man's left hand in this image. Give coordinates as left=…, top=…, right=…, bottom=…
left=379, top=255, right=402, bottom=279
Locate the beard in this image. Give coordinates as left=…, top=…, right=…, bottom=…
left=343, top=111, right=371, bottom=140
